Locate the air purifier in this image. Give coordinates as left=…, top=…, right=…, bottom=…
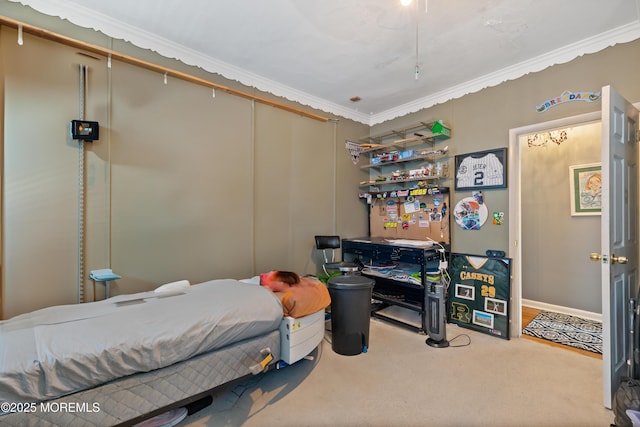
left=426, top=282, right=449, bottom=348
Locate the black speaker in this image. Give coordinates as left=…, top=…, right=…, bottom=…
left=426, top=282, right=449, bottom=348
left=70, top=120, right=99, bottom=141
left=486, top=249, right=505, bottom=258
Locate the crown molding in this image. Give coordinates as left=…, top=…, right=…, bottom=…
left=10, top=0, right=640, bottom=127
left=369, top=20, right=640, bottom=125
left=9, top=0, right=372, bottom=124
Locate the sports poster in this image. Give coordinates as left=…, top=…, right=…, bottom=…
left=454, top=148, right=507, bottom=190
left=448, top=253, right=511, bottom=339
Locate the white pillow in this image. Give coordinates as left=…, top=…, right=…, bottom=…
left=239, top=276, right=260, bottom=285
left=154, top=280, right=190, bottom=293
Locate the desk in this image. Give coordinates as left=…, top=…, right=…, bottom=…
left=342, top=237, right=442, bottom=333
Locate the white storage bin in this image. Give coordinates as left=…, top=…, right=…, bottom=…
left=279, top=309, right=325, bottom=365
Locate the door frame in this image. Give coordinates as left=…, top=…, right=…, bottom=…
left=508, top=110, right=601, bottom=337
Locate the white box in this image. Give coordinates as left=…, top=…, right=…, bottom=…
left=279, top=309, right=325, bottom=365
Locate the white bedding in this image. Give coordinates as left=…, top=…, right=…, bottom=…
left=0, top=279, right=283, bottom=405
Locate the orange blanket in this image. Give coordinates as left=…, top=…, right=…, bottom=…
left=275, top=277, right=331, bottom=318
left=259, top=271, right=331, bottom=318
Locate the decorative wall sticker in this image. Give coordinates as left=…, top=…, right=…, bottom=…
left=493, top=211, right=504, bottom=225
left=472, top=191, right=483, bottom=205
left=535, top=90, right=601, bottom=113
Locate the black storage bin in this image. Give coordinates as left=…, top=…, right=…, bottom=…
left=327, top=275, right=374, bottom=356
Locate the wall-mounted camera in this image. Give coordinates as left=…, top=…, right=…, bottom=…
left=70, top=120, right=99, bottom=141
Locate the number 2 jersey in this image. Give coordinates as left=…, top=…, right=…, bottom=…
left=456, top=153, right=503, bottom=188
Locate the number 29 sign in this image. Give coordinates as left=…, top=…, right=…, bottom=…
left=448, top=253, right=512, bottom=339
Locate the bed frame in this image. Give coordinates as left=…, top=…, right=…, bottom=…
left=1, top=310, right=326, bottom=426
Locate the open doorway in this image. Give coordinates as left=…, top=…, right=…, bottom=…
left=509, top=90, right=639, bottom=409
left=520, top=121, right=602, bottom=318
left=508, top=110, right=601, bottom=338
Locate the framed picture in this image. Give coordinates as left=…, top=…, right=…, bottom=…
left=569, top=163, right=601, bottom=216
left=485, top=297, right=507, bottom=316
left=472, top=310, right=494, bottom=329
left=455, top=283, right=475, bottom=301
left=448, top=253, right=511, bottom=339
left=455, top=148, right=507, bottom=190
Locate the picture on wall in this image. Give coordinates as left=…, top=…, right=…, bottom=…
left=472, top=310, right=494, bottom=329
left=485, top=297, right=507, bottom=316
left=454, top=148, right=507, bottom=190
left=455, top=283, right=475, bottom=301
left=569, top=163, right=601, bottom=216
left=448, top=253, right=512, bottom=339
left=453, top=193, right=488, bottom=230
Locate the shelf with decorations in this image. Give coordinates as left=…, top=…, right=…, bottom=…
left=360, top=148, right=449, bottom=170
left=346, top=121, right=452, bottom=245
left=358, top=185, right=449, bottom=203
left=357, top=120, right=451, bottom=148
left=359, top=162, right=449, bottom=188
left=350, top=120, right=451, bottom=192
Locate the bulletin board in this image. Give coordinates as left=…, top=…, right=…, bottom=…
left=448, top=253, right=511, bottom=339
left=368, top=188, right=450, bottom=244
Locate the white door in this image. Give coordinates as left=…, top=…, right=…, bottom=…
left=599, top=85, right=639, bottom=408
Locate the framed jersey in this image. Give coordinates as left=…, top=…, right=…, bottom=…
left=448, top=253, right=511, bottom=339
left=454, top=148, right=507, bottom=190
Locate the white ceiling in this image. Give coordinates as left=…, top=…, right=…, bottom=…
left=8, top=0, right=640, bottom=125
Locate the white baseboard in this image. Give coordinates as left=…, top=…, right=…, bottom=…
left=522, top=299, right=602, bottom=322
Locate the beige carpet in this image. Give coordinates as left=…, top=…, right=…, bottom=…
left=181, top=316, right=613, bottom=427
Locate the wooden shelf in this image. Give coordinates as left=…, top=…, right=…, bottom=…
left=360, top=153, right=446, bottom=169
left=357, top=121, right=450, bottom=147
left=359, top=175, right=447, bottom=187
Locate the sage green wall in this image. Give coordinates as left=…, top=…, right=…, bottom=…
left=2, top=27, right=111, bottom=317
left=371, top=38, right=640, bottom=257
left=370, top=39, right=640, bottom=315
left=0, top=9, right=368, bottom=318
left=3, top=2, right=638, bottom=319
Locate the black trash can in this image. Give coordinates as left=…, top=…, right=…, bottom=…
left=327, top=275, right=374, bottom=356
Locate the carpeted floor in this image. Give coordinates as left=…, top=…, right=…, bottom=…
left=181, top=317, right=613, bottom=426
left=522, top=310, right=602, bottom=354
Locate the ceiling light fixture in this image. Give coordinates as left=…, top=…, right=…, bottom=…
left=401, top=0, right=427, bottom=79
left=414, top=19, right=420, bottom=80
left=413, top=0, right=427, bottom=79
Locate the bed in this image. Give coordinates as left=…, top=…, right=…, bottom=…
left=0, top=277, right=328, bottom=426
